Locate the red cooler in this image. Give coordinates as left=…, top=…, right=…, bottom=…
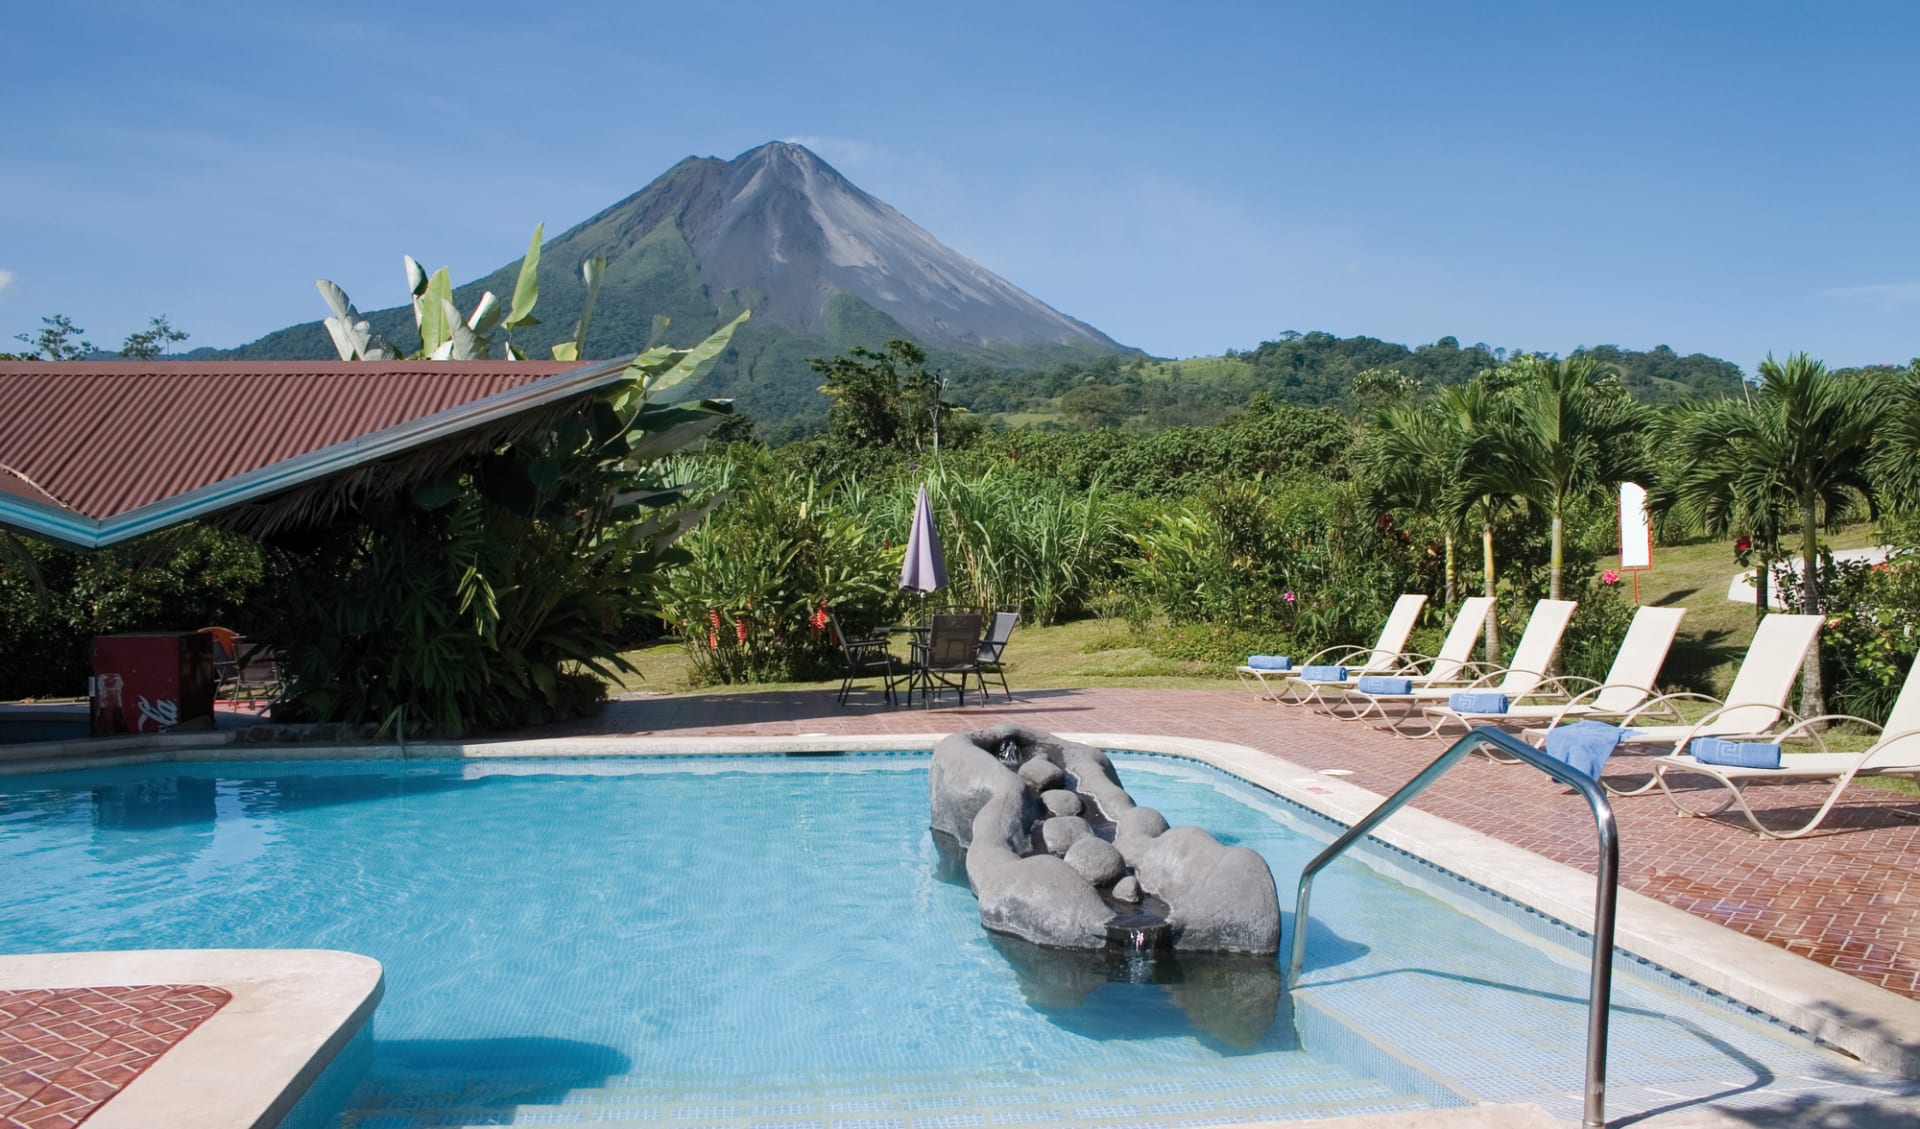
left=90, top=633, right=216, bottom=737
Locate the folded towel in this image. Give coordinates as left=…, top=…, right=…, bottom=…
left=1688, top=737, right=1783, bottom=770
left=1300, top=664, right=1348, bottom=682
left=1246, top=655, right=1292, bottom=671
left=1357, top=675, right=1414, bottom=695
left=1542, top=721, right=1627, bottom=779
left=1449, top=691, right=1509, bottom=715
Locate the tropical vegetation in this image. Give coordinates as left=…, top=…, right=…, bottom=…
left=7, top=293, right=1920, bottom=736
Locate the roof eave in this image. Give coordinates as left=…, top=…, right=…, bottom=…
left=0, top=355, right=638, bottom=550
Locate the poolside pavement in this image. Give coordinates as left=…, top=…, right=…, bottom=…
left=560, top=685, right=1920, bottom=1003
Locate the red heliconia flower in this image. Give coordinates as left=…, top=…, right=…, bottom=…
left=708, top=631, right=719, bottom=650
left=709, top=608, right=722, bottom=631
left=736, top=618, right=748, bottom=644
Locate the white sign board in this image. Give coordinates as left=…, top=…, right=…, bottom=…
left=1619, top=481, right=1652, bottom=570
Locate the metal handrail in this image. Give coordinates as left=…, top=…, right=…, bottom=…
left=1287, top=726, right=1619, bottom=1129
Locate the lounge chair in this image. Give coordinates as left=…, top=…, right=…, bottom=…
left=973, top=609, right=1020, bottom=701
left=1306, top=596, right=1497, bottom=718
left=1235, top=593, right=1428, bottom=702
left=1649, top=654, right=1920, bottom=838
left=1361, top=599, right=1579, bottom=737
left=1524, top=612, right=1824, bottom=796
left=1414, top=605, right=1688, bottom=737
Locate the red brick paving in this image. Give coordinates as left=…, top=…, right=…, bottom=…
left=554, top=686, right=1920, bottom=999
left=0, top=985, right=228, bottom=1129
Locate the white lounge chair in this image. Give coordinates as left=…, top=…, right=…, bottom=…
left=1651, top=651, right=1920, bottom=838
left=1235, top=593, right=1428, bottom=701
left=1306, top=596, right=1497, bottom=718
left=1416, top=605, right=1688, bottom=737
left=1365, top=599, right=1580, bottom=737
left=1524, top=613, right=1824, bottom=797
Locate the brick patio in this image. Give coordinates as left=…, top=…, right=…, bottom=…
left=0, top=984, right=228, bottom=1129
left=564, top=686, right=1920, bottom=1000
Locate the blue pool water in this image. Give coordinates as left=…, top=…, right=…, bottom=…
left=0, top=754, right=1909, bottom=1128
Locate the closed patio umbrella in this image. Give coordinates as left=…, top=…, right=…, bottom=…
left=900, top=485, right=948, bottom=594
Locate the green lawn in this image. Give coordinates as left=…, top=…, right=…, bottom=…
left=615, top=617, right=1230, bottom=696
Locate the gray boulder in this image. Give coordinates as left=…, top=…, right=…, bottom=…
left=1112, top=875, right=1142, bottom=903
left=1018, top=757, right=1065, bottom=791
left=1040, top=815, right=1092, bottom=855
left=1113, top=805, right=1170, bottom=867
left=1133, top=826, right=1282, bottom=954
left=1065, top=837, right=1126, bottom=886
left=1041, top=789, right=1082, bottom=817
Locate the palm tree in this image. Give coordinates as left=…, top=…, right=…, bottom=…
left=1467, top=356, right=1645, bottom=602
left=1358, top=402, right=1459, bottom=603
left=1654, top=397, right=1790, bottom=617
left=1435, top=382, right=1517, bottom=663
left=1656, top=354, right=1875, bottom=717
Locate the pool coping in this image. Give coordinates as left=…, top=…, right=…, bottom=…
left=7, top=727, right=1920, bottom=1120
left=0, top=948, right=383, bottom=1129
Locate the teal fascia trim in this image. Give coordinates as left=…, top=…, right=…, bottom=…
left=0, top=355, right=637, bottom=550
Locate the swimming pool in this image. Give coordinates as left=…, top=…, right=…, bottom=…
left=0, top=752, right=1910, bottom=1127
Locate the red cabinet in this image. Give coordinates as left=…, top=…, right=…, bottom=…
left=90, top=633, right=216, bottom=737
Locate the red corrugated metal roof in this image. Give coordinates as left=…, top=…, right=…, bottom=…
left=0, top=360, right=586, bottom=522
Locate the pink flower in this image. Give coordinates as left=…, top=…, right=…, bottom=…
left=1601, top=569, right=1621, bottom=585
left=1283, top=592, right=1296, bottom=603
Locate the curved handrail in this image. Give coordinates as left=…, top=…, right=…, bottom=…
left=1287, top=726, right=1618, bottom=1129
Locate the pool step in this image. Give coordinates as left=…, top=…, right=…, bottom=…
left=336, top=1056, right=1431, bottom=1128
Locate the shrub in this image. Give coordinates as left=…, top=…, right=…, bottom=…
left=0, top=527, right=268, bottom=699
left=658, top=470, right=901, bottom=685
left=1557, top=579, right=1640, bottom=684
left=1120, top=478, right=1422, bottom=662
left=1780, top=553, right=1920, bottom=721
left=258, top=369, right=732, bottom=735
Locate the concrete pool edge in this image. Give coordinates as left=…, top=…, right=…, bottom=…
left=0, top=949, right=384, bottom=1129
left=7, top=729, right=1920, bottom=1085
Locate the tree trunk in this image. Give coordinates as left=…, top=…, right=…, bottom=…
left=1799, top=498, right=1826, bottom=720
left=1549, top=511, right=1564, bottom=602
left=1443, top=533, right=1456, bottom=607
left=1481, top=520, right=1501, bottom=665
left=1754, top=553, right=1769, bottom=621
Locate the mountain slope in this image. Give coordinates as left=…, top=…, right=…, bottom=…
left=226, top=142, right=1131, bottom=418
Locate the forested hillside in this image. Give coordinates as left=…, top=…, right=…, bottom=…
left=931, top=332, right=1750, bottom=435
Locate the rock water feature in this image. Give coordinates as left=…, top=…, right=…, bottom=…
left=930, top=725, right=1288, bottom=1046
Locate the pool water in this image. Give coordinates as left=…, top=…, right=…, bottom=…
left=0, top=754, right=1908, bottom=1127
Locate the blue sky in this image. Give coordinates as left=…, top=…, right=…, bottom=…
left=3, top=1, right=1917, bottom=371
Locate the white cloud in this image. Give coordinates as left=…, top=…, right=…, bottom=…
left=1817, top=282, right=1920, bottom=313
left=0, top=269, right=14, bottom=295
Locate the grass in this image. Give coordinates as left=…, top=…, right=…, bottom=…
left=614, top=617, right=1231, bottom=696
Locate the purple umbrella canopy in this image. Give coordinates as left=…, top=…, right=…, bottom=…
left=899, top=485, right=948, bottom=593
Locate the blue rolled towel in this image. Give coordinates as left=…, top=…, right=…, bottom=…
left=1543, top=721, right=1627, bottom=779
left=1689, top=737, right=1783, bottom=769
left=1357, top=675, right=1414, bottom=695
left=1300, top=664, right=1348, bottom=682
left=1247, top=655, right=1292, bottom=671
left=1449, top=691, right=1509, bottom=715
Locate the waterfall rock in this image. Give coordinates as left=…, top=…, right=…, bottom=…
left=929, top=724, right=1282, bottom=955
